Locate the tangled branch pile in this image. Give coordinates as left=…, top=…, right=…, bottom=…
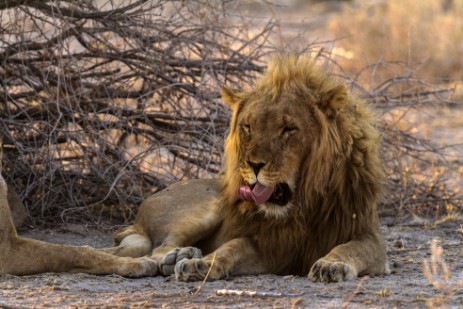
left=1, top=1, right=459, bottom=225
left=337, top=62, right=460, bottom=217
left=0, top=0, right=272, bottom=224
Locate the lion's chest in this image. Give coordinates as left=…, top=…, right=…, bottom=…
left=251, top=224, right=316, bottom=275
left=219, top=208, right=325, bottom=276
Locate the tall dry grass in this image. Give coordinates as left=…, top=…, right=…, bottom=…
left=329, top=0, right=463, bottom=82
left=423, top=239, right=461, bottom=308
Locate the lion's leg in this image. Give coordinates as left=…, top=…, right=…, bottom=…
left=102, top=179, right=222, bottom=265
left=1, top=236, right=158, bottom=277
left=309, top=237, right=389, bottom=283
left=150, top=209, right=222, bottom=276
left=98, top=224, right=152, bottom=258
left=174, top=237, right=267, bottom=281
left=0, top=175, right=157, bottom=277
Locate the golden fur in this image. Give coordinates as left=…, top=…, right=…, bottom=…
left=8, top=185, right=26, bottom=229
left=104, top=54, right=389, bottom=282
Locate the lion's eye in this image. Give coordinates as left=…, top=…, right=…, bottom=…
left=242, top=124, right=251, bottom=134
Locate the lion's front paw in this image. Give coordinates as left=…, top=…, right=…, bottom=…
left=174, top=258, right=212, bottom=281
left=309, top=258, right=357, bottom=283
left=160, top=247, right=202, bottom=276
left=118, top=257, right=159, bottom=278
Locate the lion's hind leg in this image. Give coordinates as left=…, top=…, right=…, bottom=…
left=0, top=177, right=157, bottom=277
left=99, top=224, right=152, bottom=258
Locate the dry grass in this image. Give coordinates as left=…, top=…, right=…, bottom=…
left=329, top=0, right=463, bottom=82
left=423, top=239, right=459, bottom=308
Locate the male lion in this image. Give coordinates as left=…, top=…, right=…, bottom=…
left=0, top=147, right=157, bottom=277
left=104, top=54, right=390, bottom=283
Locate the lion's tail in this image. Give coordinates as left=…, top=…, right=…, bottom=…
left=99, top=224, right=152, bottom=258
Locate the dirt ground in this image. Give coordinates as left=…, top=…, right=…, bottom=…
left=0, top=213, right=461, bottom=308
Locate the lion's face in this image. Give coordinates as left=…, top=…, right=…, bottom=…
left=220, top=55, right=363, bottom=219
left=224, top=90, right=320, bottom=218
left=238, top=95, right=312, bottom=192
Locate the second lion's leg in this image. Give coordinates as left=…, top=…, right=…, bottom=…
left=174, top=237, right=267, bottom=281
left=2, top=237, right=158, bottom=277
left=99, top=224, right=153, bottom=258
left=0, top=174, right=157, bottom=277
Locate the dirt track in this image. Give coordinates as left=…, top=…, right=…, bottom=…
left=1, top=214, right=462, bottom=308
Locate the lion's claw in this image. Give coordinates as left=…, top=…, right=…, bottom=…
left=309, top=258, right=357, bottom=283
left=160, top=247, right=202, bottom=276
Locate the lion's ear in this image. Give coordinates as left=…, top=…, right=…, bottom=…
left=221, top=87, right=240, bottom=108
left=319, top=84, right=348, bottom=117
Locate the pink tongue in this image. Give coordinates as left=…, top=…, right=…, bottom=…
left=238, top=183, right=275, bottom=205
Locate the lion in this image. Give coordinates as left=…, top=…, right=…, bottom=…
left=102, top=54, right=390, bottom=283
left=0, top=147, right=158, bottom=277
left=8, top=185, right=26, bottom=229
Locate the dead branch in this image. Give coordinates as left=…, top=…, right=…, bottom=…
left=0, top=0, right=272, bottom=225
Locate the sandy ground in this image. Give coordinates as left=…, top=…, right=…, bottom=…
left=0, top=213, right=461, bottom=308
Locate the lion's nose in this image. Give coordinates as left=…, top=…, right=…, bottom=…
left=248, top=161, right=266, bottom=176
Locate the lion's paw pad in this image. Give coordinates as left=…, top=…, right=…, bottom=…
left=174, top=258, right=210, bottom=282
left=160, top=247, right=202, bottom=276
left=309, top=259, right=357, bottom=283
